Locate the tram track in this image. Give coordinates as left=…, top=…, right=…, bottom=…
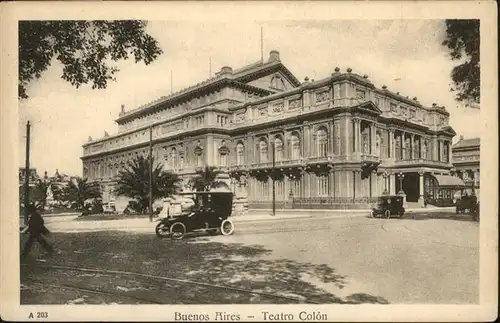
left=21, top=263, right=321, bottom=304
left=25, top=280, right=163, bottom=304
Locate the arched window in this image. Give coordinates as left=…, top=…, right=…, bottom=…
left=259, top=139, right=268, bottom=163
left=413, top=139, right=420, bottom=160
left=316, top=127, right=328, bottom=157
left=274, top=136, right=284, bottom=161
left=179, top=155, right=185, bottom=169
left=443, top=141, right=449, bottom=163
left=404, top=137, right=411, bottom=160
left=236, top=142, right=245, bottom=165
left=362, top=133, right=370, bottom=154
left=395, top=134, right=402, bottom=160
left=170, top=148, right=177, bottom=169
left=290, top=133, right=301, bottom=160
left=380, top=131, right=388, bottom=158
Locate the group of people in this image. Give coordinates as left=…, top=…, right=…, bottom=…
left=20, top=204, right=54, bottom=259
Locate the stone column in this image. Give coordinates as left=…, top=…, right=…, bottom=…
left=389, top=172, right=395, bottom=194
left=410, top=134, right=415, bottom=159
left=328, top=122, right=334, bottom=155
left=418, top=171, right=425, bottom=207
left=401, top=132, right=406, bottom=159
left=329, top=169, right=335, bottom=198
left=371, top=123, right=376, bottom=155
left=372, top=170, right=378, bottom=198
left=433, top=137, right=439, bottom=161
left=389, top=129, right=394, bottom=158
left=358, top=120, right=363, bottom=153
left=448, top=141, right=452, bottom=164
left=352, top=119, right=358, bottom=153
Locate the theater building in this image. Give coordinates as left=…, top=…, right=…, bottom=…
left=81, top=50, right=458, bottom=210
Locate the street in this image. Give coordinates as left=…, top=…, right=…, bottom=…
left=21, top=213, right=479, bottom=304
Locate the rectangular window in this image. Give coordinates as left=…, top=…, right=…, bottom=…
left=318, top=175, right=329, bottom=196
left=356, top=89, right=366, bottom=99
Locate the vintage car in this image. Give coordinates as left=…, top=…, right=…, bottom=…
left=370, top=195, right=405, bottom=219
left=471, top=203, right=480, bottom=222
left=455, top=193, right=478, bottom=214
left=155, top=191, right=234, bottom=239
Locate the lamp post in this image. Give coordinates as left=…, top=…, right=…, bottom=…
left=397, top=172, right=405, bottom=194
left=382, top=171, right=389, bottom=195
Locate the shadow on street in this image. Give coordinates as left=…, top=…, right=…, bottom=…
left=20, top=231, right=389, bottom=304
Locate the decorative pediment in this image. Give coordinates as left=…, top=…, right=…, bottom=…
left=218, top=145, right=230, bottom=155
left=438, top=125, right=457, bottom=136
left=194, top=146, right=204, bottom=156
left=356, top=101, right=383, bottom=115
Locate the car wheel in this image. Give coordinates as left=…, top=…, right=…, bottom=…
left=220, top=219, right=235, bottom=236
left=155, top=222, right=170, bottom=238
left=455, top=207, right=460, bottom=214
left=384, top=210, right=391, bottom=219
left=170, top=222, right=186, bottom=240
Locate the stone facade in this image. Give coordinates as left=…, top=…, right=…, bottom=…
left=81, top=51, right=456, bottom=209
left=452, top=137, right=480, bottom=197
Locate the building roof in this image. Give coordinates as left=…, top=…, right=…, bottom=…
left=432, top=174, right=465, bottom=187
left=452, top=137, right=480, bottom=149
left=114, top=52, right=301, bottom=125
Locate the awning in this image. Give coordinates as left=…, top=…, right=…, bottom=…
left=431, top=174, right=465, bottom=187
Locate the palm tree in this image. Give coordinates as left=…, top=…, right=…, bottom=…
left=189, top=166, right=227, bottom=192
left=113, top=156, right=181, bottom=213
left=62, top=177, right=102, bottom=209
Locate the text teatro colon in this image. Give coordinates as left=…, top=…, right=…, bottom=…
left=81, top=50, right=458, bottom=211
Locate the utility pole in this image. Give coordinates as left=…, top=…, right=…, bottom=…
left=23, top=121, right=31, bottom=225
left=272, top=141, right=276, bottom=216
left=149, top=125, right=153, bottom=222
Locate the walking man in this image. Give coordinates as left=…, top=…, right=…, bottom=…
left=21, top=204, right=53, bottom=258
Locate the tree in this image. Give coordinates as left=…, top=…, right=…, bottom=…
left=189, top=166, right=227, bottom=192
left=62, top=177, right=102, bottom=209
left=114, top=156, right=181, bottom=213
left=441, top=19, right=480, bottom=105
left=19, top=20, right=163, bottom=99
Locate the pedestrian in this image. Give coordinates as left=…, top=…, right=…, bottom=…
left=21, top=204, right=54, bottom=258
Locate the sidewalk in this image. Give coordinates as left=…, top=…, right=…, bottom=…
left=42, top=206, right=456, bottom=233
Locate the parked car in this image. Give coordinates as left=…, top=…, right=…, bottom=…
left=371, top=195, right=405, bottom=219
left=455, top=193, right=478, bottom=214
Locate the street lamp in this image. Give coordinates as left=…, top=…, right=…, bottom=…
left=397, top=172, right=405, bottom=195
left=382, top=171, right=389, bottom=195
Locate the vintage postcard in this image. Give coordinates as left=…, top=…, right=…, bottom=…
left=0, top=1, right=498, bottom=321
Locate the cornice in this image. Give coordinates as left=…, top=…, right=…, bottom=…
left=82, top=127, right=231, bottom=160
left=115, top=79, right=273, bottom=124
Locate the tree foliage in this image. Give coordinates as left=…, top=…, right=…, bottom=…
left=189, top=166, right=227, bottom=192
left=441, top=19, right=480, bottom=105
left=62, top=177, right=102, bottom=209
left=19, top=20, right=163, bottom=99
left=113, top=156, right=181, bottom=213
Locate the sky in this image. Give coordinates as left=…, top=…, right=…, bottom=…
left=18, top=19, right=481, bottom=177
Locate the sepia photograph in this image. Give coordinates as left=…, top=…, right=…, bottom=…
left=0, top=1, right=497, bottom=322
